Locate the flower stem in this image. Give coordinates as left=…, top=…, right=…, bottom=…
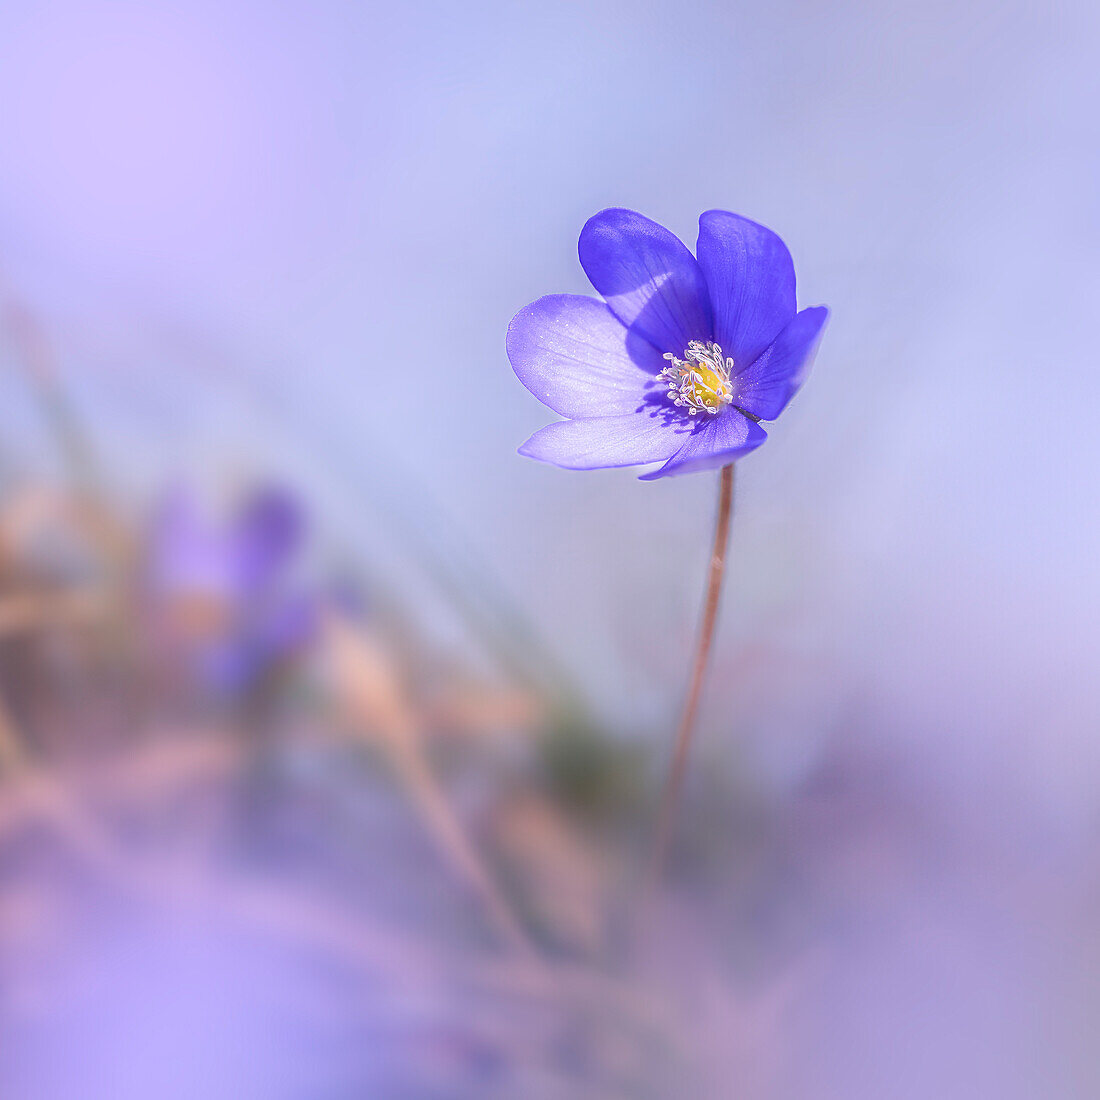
left=649, top=462, right=735, bottom=885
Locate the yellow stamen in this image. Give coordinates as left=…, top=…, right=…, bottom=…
left=658, top=341, right=735, bottom=417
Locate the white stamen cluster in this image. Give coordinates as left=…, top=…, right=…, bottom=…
left=658, top=340, right=735, bottom=416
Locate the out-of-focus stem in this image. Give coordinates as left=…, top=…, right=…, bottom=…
left=324, top=614, right=538, bottom=961
left=387, top=738, right=537, bottom=961
left=649, top=462, right=735, bottom=886
left=2, top=298, right=100, bottom=494
left=0, top=691, right=26, bottom=773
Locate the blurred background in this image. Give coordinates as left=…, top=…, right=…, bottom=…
left=0, top=0, right=1098, bottom=1096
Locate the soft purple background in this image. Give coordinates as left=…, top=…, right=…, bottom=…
left=1, top=1, right=1098, bottom=1096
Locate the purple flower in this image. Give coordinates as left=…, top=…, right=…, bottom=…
left=508, top=209, right=828, bottom=479
left=145, top=484, right=317, bottom=695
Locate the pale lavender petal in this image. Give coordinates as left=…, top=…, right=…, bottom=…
left=696, top=210, right=796, bottom=368
left=578, top=208, right=712, bottom=356
left=148, top=486, right=233, bottom=597
left=639, top=409, right=767, bottom=480
left=735, top=307, right=829, bottom=421
left=507, top=295, right=663, bottom=418
left=518, top=412, right=690, bottom=470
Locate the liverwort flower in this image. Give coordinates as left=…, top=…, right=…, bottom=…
left=508, top=209, right=828, bottom=478
left=508, top=208, right=830, bottom=884
left=145, top=484, right=317, bottom=696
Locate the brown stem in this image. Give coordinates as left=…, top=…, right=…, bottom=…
left=2, top=297, right=101, bottom=493
left=0, top=690, right=27, bottom=774
left=649, top=462, right=735, bottom=884
left=324, top=614, right=539, bottom=961
left=389, top=740, right=538, bottom=962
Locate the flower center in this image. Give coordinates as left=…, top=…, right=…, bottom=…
left=658, top=341, right=735, bottom=416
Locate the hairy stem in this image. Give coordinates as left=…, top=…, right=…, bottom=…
left=649, top=462, right=735, bottom=884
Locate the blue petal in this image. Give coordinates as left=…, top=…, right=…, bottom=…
left=578, top=208, right=712, bottom=356
left=507, top=295, right=664, bottom=418
left=639, top=408, right=767, bottom=480
left=695, top=211, right=796, bottom=368
left=234, top=485, right=305, bottom=593
left=735, top=307, right=829, bottom=421
left=518, top=412, right=692, bottom=471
